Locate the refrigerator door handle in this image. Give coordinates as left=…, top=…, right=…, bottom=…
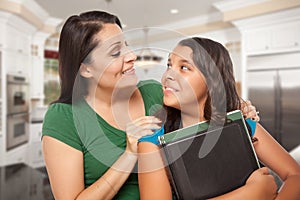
left=274, top=71, right=282, bottom=143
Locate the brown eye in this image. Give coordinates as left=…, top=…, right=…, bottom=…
left=181, top=66, right=189, bottom=70
left=111, top=51, right=121, bottom=57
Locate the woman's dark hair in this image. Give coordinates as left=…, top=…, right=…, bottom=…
left=164, top=37, right=241, bottom=132
left=53, top=10, right=122, bottom=104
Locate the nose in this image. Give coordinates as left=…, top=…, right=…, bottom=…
left=166, top=74, right=174, bottom=80
left=162, top=68, right=176, bottom=82
left=124, top=47, right=137, bottom=63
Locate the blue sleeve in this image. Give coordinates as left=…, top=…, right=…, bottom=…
left=245, top=118, right=257, bottom=137
left=138, top=126, right=165, bottom=145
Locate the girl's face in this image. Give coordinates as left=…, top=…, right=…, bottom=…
left=81, top=23, right=137, bottom=92
left=161, top=45, right=208, bottom=111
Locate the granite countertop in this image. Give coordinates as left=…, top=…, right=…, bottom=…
left=0, top=163, right=54, bottom=200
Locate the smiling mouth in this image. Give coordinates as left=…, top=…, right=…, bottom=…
left=122, top=67, right=135, bottom=74
left=164, top=86, right=179, bottom=92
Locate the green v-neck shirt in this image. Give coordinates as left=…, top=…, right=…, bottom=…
left=42, top=80, right=163, bottom=199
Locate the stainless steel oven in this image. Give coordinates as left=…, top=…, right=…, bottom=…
left=7, top=74, right=29, bottom=114
left=6, top=74, right=30, bottom=150
left=6, top=113, right=29, bottom=150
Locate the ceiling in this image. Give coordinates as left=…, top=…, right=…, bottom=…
left=34, top=0, right=222, bottom=30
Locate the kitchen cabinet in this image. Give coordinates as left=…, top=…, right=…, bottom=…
left=245, top=20, right=300, bottom=56
left=0, top=23, right=4, bottom=48
left=5, top=24, right=31, bottom=55
left=30, top=57, right=44, bottom=98
left=30, top=32, right=53, bottom=100
left=0, top=18, right=34, bottom=76
left=0, top=163, right=54, bottom=200
left=27, top=123, right=44, bottom=168
left=3, top=50, right=29, bottom=75
left=5, top=145, right=28, bottom=165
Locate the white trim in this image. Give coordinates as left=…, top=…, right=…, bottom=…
left=213, top=0, right=269, bottom=12
left=21, top=0, right=49, bottom=21
left=162, top=12, right=223, bottom=30
left=233, top=7, right=300, bottom=30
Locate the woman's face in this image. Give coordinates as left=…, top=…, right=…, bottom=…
left=82, top=23, right=137, bottom=91
left=161, top=45, right=208, bottom=110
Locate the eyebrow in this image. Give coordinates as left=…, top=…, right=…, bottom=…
left=109, top=41, right=122, bottom=48
left=168, top=56, right=191, bottom=64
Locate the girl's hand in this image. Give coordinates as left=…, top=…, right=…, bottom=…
left=125, top=116, right=161, bottom=154
left=245, top=167, right=278, bottom=200
left=241, top=100, right=260, bottom=122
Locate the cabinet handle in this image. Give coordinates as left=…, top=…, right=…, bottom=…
left=295, top=42, right=299, bottom=46
left=265, top=46, right=269, bottom=50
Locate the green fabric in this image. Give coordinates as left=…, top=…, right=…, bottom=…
left=42, top=80, right=163, bottom=200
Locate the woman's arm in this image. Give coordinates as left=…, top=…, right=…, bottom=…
left=138, top=142, right=173, bottom=200
left=253, top=124, right=300, bottom=200
left=43, top=115, right=161, bottom=200
left=43, top=136, right=137, bottom=200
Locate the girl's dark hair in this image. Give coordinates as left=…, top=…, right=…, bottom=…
left=164, top=37, right=241, bottom=133
left=53, top=10, right=122, bottom=104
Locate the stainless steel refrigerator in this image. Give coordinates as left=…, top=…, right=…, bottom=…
left=247, top=68, right=300, bottom=152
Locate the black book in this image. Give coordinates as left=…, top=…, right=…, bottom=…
left=158, top=110, right=260, bottom=200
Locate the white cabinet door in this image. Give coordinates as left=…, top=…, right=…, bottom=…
left=5, top=145, right=28, bottom=166
left=28, top=142, right=44, bottom=168
left=245, top=20, right=300, bottom=55
left=270, top=21, right=300, bottom=51
left=29, top=123, right=43, bottom=143
left=4, top=50, right=28, bottom=75
left=245, top=29, right=270, bottom=53
left=28, top=123, right=45, bottom=168
left=30, top=57, right=44, bottom=98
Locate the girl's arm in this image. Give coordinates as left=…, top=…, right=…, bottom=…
left=138, top=142, right=173, bottom=200
left=253, top=124, right=300, bottom=200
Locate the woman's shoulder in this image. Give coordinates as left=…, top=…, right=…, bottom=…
left=138, top=79, right=162, bottom=89
left=42, top=103, right=84, bottom=151
left=137, top=79, right=163, bottom=95
left=43, top=103, right=74, bottom=125
left=47, top=102, right=72, bottom=112
left=45, top=103, right=72, bottom=117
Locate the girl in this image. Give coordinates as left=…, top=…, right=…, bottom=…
left=138, top=37, right=300, bottom=200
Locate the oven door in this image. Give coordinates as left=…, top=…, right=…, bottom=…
left=7, top=75, right=29, bottom=114
left=6, top=113, right=29, bottom=150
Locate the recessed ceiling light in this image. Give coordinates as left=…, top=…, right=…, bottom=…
left=170, top=9, right=179, bottom=14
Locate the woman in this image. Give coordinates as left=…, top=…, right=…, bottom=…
left=138, top=37, right=300, bottom=199
left=42, top=11, right=164, bottom=200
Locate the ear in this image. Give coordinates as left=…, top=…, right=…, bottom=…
left=80, top=63, right=93, bottom=78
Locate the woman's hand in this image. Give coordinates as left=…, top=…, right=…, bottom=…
left=125, top=116, right=161, bottom=154
left=245, top=167, right=278, bottom=200
left=241, top=100, right=260, bottom=121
